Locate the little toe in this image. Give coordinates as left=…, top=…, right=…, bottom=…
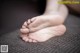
left=22, top=25, right=26, bottom=29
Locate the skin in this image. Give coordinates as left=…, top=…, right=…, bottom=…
left=21, top=20, right=66, bottom=42
left=20, top=0, right=68, bottom=42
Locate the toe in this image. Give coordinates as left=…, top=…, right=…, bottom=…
left=28, top=38, right=33, bottom=42
left=20, top=33, right=29, bottom=42
left=31, top=18, right=36, bottom=22
left=20, top=28, right=29, bottom=33
left=22, top=25, right=26, bottom=29
left=32, top=40, right=38, bottom=43
left=22, top=37, right=27, bottom=41
left=28, top=34, right=38, bottom=42
left=23, top=22, right=28, bottom=27
left=27, top=19, right=31, bottom=25
left=25, top=37, right=29, bottom=42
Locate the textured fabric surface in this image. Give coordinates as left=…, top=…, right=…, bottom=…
left=0, top=15, right=80, bottom=53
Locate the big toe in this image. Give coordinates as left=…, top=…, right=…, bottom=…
left=20, top=28, right=29, bottom=33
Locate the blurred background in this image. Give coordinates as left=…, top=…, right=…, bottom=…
left=0, top=0, right=46, bottom=35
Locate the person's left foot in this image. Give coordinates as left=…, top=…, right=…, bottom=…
left=28, top=25, right=66, bottom=42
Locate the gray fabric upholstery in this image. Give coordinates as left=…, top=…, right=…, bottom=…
left=0, top=15, right=80, bottom=53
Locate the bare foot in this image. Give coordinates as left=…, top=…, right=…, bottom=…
left=28, top=25, right=66, bottom=42
left=28, top=15, right=64, bottom=32
left=20, top=15, right=66, bottom=42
